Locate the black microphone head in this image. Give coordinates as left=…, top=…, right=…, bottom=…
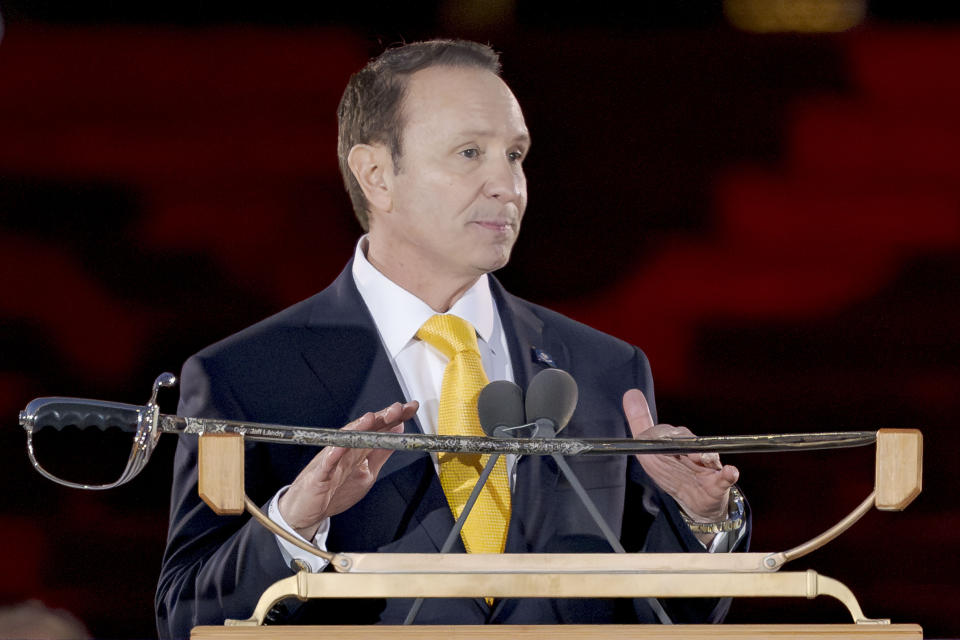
left=525, top=368, right=578, bottom=434
left=477, top=380, right=525, bottom=436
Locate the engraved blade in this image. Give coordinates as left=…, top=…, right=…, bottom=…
left=160, top=414, right=876, bottom=456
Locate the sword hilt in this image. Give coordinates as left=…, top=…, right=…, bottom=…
left=20, top=398, right=144, bottom=433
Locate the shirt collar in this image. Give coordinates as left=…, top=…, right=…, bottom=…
left=351, top=236, right=496, bottom=359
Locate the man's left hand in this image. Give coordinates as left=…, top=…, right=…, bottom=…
left=623, top=389, right=739, bottom=541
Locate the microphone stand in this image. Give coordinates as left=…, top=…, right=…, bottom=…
left=533, top=419, right=672, bottom=625
left=404, top=421, right=672, bottom=625
left=403, top=435, right=506, bottom=625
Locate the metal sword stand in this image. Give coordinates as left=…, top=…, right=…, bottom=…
left=192, top=428, right=924, bottom=637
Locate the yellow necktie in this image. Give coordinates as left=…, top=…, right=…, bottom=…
left=417, top=314, right=511, bottom=556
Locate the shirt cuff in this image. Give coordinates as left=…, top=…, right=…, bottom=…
left=705, top=519, right=748, bottom=552
left=267, top=486, right=331, bottom=573
left=706, top=531, right=728, bottom=552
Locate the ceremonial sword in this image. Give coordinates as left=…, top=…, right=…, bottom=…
left=20, top=372, right=876, bottom=461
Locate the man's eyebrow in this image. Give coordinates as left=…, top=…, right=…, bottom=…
left=455, top=130, right=532, bottom=146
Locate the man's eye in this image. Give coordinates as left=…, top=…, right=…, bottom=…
left=508, top=150, right=525, bottom=162
left=460, top=148, right=480, bottom=159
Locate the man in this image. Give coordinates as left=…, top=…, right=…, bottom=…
left=156, top=39, right=748, bottom=638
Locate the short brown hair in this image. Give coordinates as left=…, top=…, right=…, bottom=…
left=337, top=40, right=502, bottom=230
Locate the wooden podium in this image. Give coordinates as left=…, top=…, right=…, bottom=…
left=193, top=623, right=923, bottom=639
left=191, top=429, right=925, bottom=639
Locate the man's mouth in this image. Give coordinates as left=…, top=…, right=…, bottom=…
left=472, top=219, right=514, bottom=232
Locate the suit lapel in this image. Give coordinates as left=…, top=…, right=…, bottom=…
left=490, top=278, right=568, bottom=555
left=300, top=261, right=405, bottom=421
left=298, top=261, right=453, bottom=553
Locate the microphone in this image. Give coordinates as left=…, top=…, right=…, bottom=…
left=524, top=368, right=578, bottom=436
left=478, top=380, right=525, bottom=437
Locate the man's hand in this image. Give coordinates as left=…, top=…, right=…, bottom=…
left=278, top=401, right=419, bottom=540
left=623, top=389, right=739, bottom=543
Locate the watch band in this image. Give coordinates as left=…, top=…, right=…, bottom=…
left=680, top=486, right=745, bottom=534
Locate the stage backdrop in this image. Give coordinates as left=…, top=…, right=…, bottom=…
left=0, top=12, right=957, bottom=639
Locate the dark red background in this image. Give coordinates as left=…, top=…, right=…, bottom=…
left=1, top=5, right=958, bottom=638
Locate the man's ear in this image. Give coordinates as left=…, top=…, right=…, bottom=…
left=347, top=144, right=393, bottom=213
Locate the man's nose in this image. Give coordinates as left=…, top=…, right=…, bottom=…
left=482, top=155, right=524, bottom=203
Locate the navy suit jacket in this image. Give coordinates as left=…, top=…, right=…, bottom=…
left=155, top=261, right=748, bottom=638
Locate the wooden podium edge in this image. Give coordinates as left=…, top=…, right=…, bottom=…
left=192, top=623, right=924, bottom=639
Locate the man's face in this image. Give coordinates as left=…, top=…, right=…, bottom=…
left=372, top=65, right=529, bottom=286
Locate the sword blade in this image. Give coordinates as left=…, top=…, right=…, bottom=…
left=160, top=414, right=876, bottom=456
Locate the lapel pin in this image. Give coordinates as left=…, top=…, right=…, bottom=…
left=530, top=346, right=556, bottom=368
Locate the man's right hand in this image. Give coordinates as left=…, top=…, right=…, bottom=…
left=278, top=401, right=419, bottom=540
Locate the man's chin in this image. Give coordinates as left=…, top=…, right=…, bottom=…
left=475, top=249, right=514, bottom=275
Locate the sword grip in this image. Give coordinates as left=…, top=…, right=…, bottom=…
left=21, top=398, right=143, bottom=433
